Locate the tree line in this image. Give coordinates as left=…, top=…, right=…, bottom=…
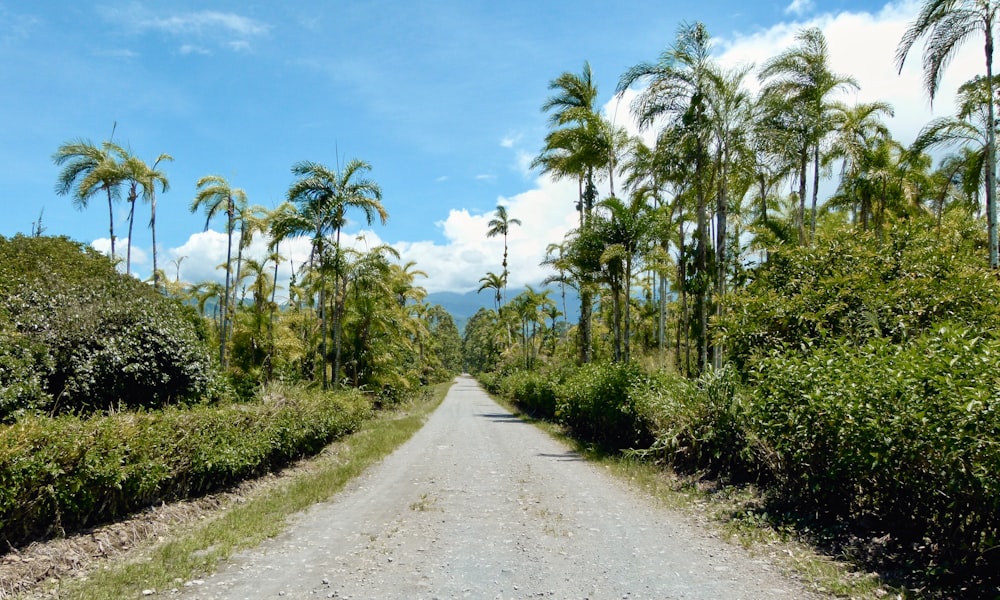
left=466, top=7, right=1000, bottom=378
left=50, top=143, right=461, bottom=398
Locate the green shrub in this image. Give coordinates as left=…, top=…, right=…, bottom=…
left=633, top=366, right=754, bottom=479
left=555, top=362, right=652, bottom=450
left=0, top=386, right=372, bottom=548
left=749, top=326, right=1000, bottom=571
left=0, top=235, right=216, bottom=418
left=719, top=220, right=998, bottom=372
left=501, top=369, right=559, bottom=418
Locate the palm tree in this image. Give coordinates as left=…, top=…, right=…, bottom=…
left=909, top=76, right=996, bottom=224
left=191, top=175, right=247, bottom=367
left=284, top=159, right=387, bottom=389
left=143, top=154, right=172, bottom=289
left=618, top=21, right=716, bottom=372
left=477, top=271, right=505, bottom=311
left=595, top=195, right=652, bottom=363
left=486, top=204, right=522, bottom=300
left=53, top=139, right=125, bottom=259
left=826, top=101, right=895, bottom=228
left=536, top=61, right=603, bottom=223
left=119, top=148, right=172, bottom=281
left=760, top=27, right=859, bottom=243
left=896, top=0, right=1000, bottom=267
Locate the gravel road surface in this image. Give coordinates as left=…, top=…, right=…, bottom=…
left=173, top=375, right=817, bottom=599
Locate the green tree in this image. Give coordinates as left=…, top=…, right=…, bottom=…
left=826, top=101, right=895, bottom=230
left=896, top=0, right=1000, bottom=267
left=477, top=271, right=505, bottom=311
left=53, top=139, right=125, bottom=259
left=595, top=195, right=653, bottom=363
left=618, top=21, right=716, bottom=372
left=120, top=149, right=172, bottom=282
left=191, top=175, right=247, bottom=367
left=760, top=27, right=859, bottom=242
left=486, top=204, right=522, bottom=300
left=284, top=159, right=387, bottom=389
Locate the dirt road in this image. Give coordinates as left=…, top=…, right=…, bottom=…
left=174, top=375, right=817, bottom=599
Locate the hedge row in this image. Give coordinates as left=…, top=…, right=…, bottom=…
left=492, top=356, right=998, bottom=588
left=0, top=388, right=373, bottom=548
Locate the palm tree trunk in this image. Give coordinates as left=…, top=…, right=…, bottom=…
left=221, top=207, right=234, bottom=368
left=811, top=141, right=820, bottom=242
left=624, top=257, right=632, bottom=364
left=106, top=185, right=116, bottom=260
left=312, top=243, right=327, bottom=389
left=126, top=191, right=136, bottom=274
left=579, top=288, right=592, bottom=364
left=333, top=229, right=344, bottom=388
left=986, top=26, right=998, bottom=268
left=151, top=191, right=159, bottom=290
left=798, top=143, right=808, bottom=243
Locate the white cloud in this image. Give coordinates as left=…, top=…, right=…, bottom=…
left=715, top=0, right=975, bottom=146
left=475, top=174, right=497, bottom=182
left=140, top=11, right=269, bottom=37
left=393, top=176, right=579, bottom=294
left=90, top=238, right=148, bottom=273
left=501, top=132, right=522, bottom=148
left=785, top=0, right=814, bottom=16
left=179, top=44, right=210, bottom=56
left=102, top=7, right=269, bottom=53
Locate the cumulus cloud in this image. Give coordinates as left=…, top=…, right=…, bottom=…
left=90, top=238, right=148, bottom=273
left=715, top=0, right=977, bottom=146
left=392, top=176, right=580, bottom=294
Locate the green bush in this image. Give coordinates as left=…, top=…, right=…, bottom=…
left=0, top=386, right=372, bottom=547
left=719, top=220, right=998, bottom=371
left=555, top=362, right=652, bottom=450
left=0, top=235, right=216, bottom=418
left=632, top=366, right=755, bottom=479
left=500, top=369, right=559, bottom=418
left=748, top=327, right=1000, bottom=569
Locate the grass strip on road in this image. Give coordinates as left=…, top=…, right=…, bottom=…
left=44, top=382, right=451, bottom=600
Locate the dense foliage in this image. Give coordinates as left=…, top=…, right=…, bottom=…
left=0, top=386, right=372, bottom=548
left=480, top=222, right=1000, bottom=592
left=0, top=235, right=213, bottom=419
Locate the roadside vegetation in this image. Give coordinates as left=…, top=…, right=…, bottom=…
left=3, top=2, right=1000, bottom=598
left=467, top=10, right=1000, bottom=599
left=0, top=165, right=462, bottom=566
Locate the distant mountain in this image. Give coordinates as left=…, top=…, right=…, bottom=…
left=426, top=286, right=580, bottom=334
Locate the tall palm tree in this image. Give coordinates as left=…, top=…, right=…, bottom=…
left=284, top=159, right=387, bottom=389
left=53, top=139, right=125, bottom=259
left=191, top=175, right=247, bottom=367
left=618, top=21, right=716, bottom=372
left=143, top=154, right=172, bottom=289
left=486, top=204, right=522, bottom=300
left=909, top=76, right=996, bottom=223
left=536, top=61, right=603, bottom=223
left=896, top=0, right=1000, bottom=267
left=119, top=148, right=172, bottom=281
left=535, top=62, right=613, bottom=364
left=760, top=27, right=859, bottom=242
left=827, top=101, right=895, bottom=228
left=596, top=195, right=653, bottom=363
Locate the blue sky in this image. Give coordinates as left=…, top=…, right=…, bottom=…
left=0, top=1, right=983, bottom=296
